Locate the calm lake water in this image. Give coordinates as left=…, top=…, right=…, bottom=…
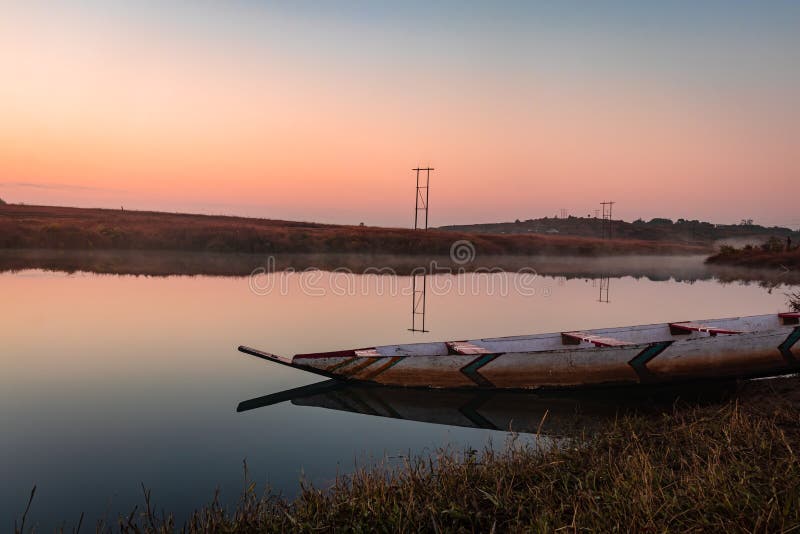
left=1, top=260, right=795, bottom=529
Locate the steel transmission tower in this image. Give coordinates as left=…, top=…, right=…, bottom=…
left=600, top=201, right=615, bottom=239
left=413, top=167, right=434, bottom=230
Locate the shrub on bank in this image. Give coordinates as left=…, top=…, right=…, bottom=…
left=762, top=236, right=787, bottom=253
left=707, top=237, right=800, bottom=268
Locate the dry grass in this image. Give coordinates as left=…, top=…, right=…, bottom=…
left=177, top=401, right=800, bottom=532
left=0, top=204, right=707, bottom=257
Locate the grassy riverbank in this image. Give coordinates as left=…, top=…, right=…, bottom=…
left=27, top=376, right=800, bottom=533
left=707, top=239, right=800, bottom=269
left=0, top=204, right=707, bottom=257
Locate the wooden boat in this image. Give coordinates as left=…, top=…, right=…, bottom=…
left=239, top=312, right=800, bottom=389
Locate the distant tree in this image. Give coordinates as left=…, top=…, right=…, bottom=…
left=648, top=218, right=673, bottom=225
left=0, top=197, right=5, bottom=205
left=515, top=219, right=521, bottom=224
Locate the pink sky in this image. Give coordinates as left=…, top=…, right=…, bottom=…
left=1, top=2, right=798, bottom=228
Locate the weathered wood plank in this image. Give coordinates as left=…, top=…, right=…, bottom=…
left=561, top=331, right=632, bottom=347
left=447, top=341, right=493, bottom=355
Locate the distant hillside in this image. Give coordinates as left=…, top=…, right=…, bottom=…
left=440, top=217, right=800, bottom=245
left=0, top=204, right=708, bottom=257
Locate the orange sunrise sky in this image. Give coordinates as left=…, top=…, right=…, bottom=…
left=0, top=1, right=798, bottom=228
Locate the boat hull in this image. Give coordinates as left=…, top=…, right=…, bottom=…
left=239, top=314, right=800, bottom=390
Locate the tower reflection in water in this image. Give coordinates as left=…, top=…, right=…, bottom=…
left=409, top=272, right=428, bottom=333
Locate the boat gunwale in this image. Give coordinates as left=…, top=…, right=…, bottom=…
left=289, top=313, right=790, bottom=361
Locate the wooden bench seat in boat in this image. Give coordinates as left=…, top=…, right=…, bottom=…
left=447, top=341, right=493, bottom=355
left=779, top=312, right=800, bottom=325
left=669, top=322, right=743, bottom=336
left=561, top=332, right=633, bottom=347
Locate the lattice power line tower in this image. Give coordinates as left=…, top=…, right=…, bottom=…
left=413, top=167, right=434, bottom=230
left=600, top=201, right=615, bottom=239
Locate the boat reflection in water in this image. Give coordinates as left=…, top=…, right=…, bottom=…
left=238, top=379, right=738, bottom=436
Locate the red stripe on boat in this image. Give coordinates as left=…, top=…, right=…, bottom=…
left=669, top=322, right=744, bottom=335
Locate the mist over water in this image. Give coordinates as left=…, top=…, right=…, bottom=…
left=1, top=250, right=797, bottom=286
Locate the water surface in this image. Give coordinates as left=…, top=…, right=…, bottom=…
left=1, top=263, right=794, bottom=528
